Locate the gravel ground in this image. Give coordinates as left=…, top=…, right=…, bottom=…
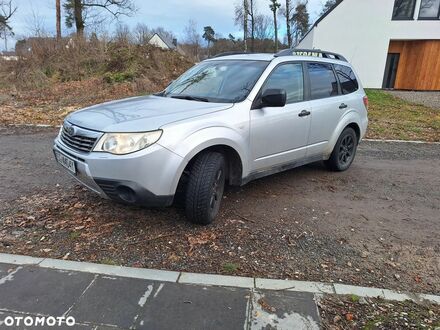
left=318, top=295, right=440, bottom=329
left=0, top=126, right=439, bottom=295
left=385, top=91, right=440, bottom=110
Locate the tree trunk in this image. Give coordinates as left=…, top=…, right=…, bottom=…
left=286, top=0, right=292, bottom=48
left=56, top=0, right=61, bottom=40
left=250, top=0, right=255, bottom=52
left=274, top=10, right=278, bottom=52
left=243, top=0, right=248, bottom=51
left=73, top=0, right=84, bottom=37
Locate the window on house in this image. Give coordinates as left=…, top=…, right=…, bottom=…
left=392, top=0, right=417, bottom=19
left=419, top=0, right=440, bottom=19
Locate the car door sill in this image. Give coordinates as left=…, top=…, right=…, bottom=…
left=241, top=154, right=324, bottom=185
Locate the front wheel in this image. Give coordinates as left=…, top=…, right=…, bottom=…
left=325, top=127, right=358, bottom=171
left=185, top=152, right=226, bottom=225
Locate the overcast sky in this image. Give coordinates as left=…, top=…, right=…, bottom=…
left=4, top=0, right=325, bottom=50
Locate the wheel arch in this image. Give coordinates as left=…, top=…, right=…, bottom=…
left=325, top=112, right=363, bottom=157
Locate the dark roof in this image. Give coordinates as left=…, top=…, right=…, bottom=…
left=299, top=0, right=343, bottom=44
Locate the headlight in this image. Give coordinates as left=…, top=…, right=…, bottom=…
left=93, top=130, right=162, bottom=155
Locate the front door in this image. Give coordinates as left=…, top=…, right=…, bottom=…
left=382, top=53, right=400, bottom=89
left=250, top=63, right=311, bottom=171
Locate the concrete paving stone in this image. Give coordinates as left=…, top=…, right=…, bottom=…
left=0, top=263, right=17, bottom=278
left=255, top=278, right=334, bottom=293
left=39, top=258, right=180, bottom=282
left=0, top=253, right=44, bottom=265
left=179, top=272, right=254, bottom=288
left=134, top=282, right=251, bottom=330
left=0, top=266, right=94, bottom=316
left=69, top=275, right=165, bottom=329
left=249, top=290, right=320, bottom=330
left=334, top=284, right=385, bottom=298
left=419, top=293, right=440, bottom=304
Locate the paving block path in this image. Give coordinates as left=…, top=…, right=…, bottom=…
left=0, top=262, right=320, bottom=329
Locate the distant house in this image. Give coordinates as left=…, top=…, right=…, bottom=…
left=148, top=33, right=186, bottom=56
left=0, top=51, right=18, bottom=61
left=297, top=0, right=440, bottom=90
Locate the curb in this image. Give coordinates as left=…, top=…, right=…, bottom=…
left=4, top=123, right=62, bottom=128
left=1, top=253, right=438, bottom=305
left=363, top=138, right=440, bottom=145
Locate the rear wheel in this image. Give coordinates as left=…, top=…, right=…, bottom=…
left=185, top=152, right=226, bottom=225
left=325, top=127, right=358, bottom=171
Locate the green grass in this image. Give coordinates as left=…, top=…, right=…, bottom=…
left=100, top=258, right=118, bottom=266
left=222, top=262, right=239, bottom=273
left=366, top=89, right=440, bottom=142
left=69, top=231, right=81, bottom=240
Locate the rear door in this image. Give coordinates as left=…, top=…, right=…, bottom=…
left=250, top=62, right=311, bottom=171
left=306, top=62, right=346, bottom=157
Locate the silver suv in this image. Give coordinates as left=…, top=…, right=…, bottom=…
left=54, top=49, right=368, bottom=225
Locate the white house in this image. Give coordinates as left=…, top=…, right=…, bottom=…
left=298, top=0, right=440, bottom=90
left=148, top=33, right=187, bottom=56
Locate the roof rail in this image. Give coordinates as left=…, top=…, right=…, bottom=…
left=274, top=48, right=347, bottom=62
left=211, top=51, right=251, bottom=58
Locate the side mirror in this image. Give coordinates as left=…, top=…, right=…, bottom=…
left=261, top=89, right=287, bottom=108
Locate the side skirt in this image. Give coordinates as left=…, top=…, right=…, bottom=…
left=241, top=154, right=324, bottom=186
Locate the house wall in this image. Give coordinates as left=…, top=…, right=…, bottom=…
left=149, top=34, right=169, bottom=50
left=297, top=0, right=440, bottom=88
left=389, top=40, right=440, bottom=90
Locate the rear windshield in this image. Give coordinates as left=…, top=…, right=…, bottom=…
left=163, top=60, right=269, bottom=103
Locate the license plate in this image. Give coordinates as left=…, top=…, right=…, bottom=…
left=55, top=151, right=76, bottom=174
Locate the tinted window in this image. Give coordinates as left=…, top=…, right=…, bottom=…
left=392, top=0, right=416, bottom=19
left=334, top=65, right=359, bottom=94
left=307, top=63, right=339, bottom=100
left=419, top=0, right=440, bottom=18
left=263, top=63, right=304, bottom=104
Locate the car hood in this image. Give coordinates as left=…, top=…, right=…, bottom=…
left=66, top=95, right=233, bottom=132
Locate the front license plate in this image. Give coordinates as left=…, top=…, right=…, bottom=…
left=55, top=151, right=76, bottom=174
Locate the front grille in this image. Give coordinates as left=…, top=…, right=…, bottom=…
left=60, top=125, right=99, bottom=153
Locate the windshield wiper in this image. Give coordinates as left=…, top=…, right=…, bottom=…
left=170, top=95, right=209, bottom=102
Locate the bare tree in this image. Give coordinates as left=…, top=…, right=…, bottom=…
left=114, top=23, right=132, bottom=43
left=234, top=0, right=248, bottom=51
left=269, top=0, right=281, bottom=52
left=133, top=23, right=150, bottom=45
left=0, top=0, right=17, bottom=50
left=182, top=19, right=202, bottom=61
left=234, top=0, right=257, bottom=52
left=279, top=0, right=293, bottom=47
left=254, top=14, right=273, bottom=40
left=64, top=0, right=136, bottom=37
left=56, top=0, right=61, bottom=40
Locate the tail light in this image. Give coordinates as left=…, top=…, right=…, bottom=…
left=363, top=95, right=369, bottom=111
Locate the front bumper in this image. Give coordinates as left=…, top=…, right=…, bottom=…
left=53, top=137, right=184, bottom=207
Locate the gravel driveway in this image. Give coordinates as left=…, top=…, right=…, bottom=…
left=385, top=90, right=440, bottom=110
left=0, top=126, right=439, bottom=295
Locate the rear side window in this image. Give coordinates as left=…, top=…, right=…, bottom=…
left=307, top=63, right=339, bottom=100
left=263, top=63, right=304, bottom=104
left=334, top=65, right=359, bottom=94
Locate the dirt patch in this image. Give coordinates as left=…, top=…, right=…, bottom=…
left=0, top=127, right=439, bottom=295
left=318, top=294, right=440, bottom=329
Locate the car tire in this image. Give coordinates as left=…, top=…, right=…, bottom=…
left=185, top=152, right=226, bottom=225
left=325, top=127, right=358, bottom=172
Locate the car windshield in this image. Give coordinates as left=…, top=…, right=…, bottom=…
left=162, top=60, right=269, bottom=103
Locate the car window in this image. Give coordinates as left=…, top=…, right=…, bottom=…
left=164, top=60, right=269, bottom=103
left=334, top=65, right=359, bottom=94
left=262, top=63, right=304, bottom=104
left=307, top=62, right=339, bottom=100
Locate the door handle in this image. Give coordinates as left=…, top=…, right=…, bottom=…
left=298, top=110, right=311, bottom=117
left=339, top=103, right=348, bottom=109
